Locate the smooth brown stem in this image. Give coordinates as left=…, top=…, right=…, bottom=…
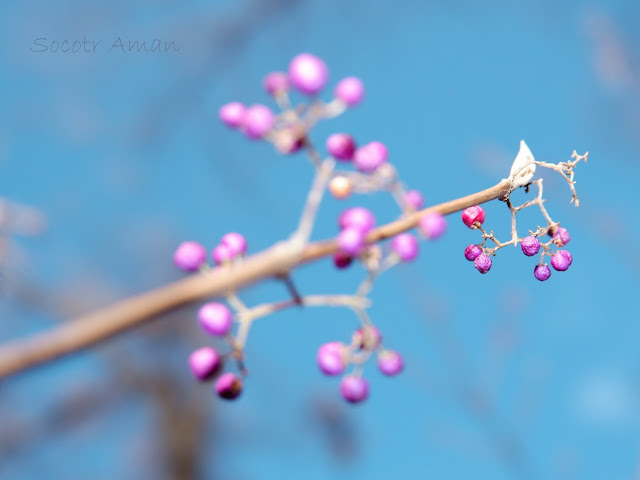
left=0, top=179, right=512, bottom=379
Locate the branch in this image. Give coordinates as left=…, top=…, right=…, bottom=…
left=0, top=179, right=512, bottom=379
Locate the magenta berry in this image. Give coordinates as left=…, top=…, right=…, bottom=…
left=198, top=302, right=233, bottom=337
left=221, top=232, right=247, bottom=256
left=337, top=227, right=366, bottom=256
left=551, top=250, right=573, bottom=271
left=215, top=372, right=243, bottom=400
left=317, top=342, right=347, bottom=376
left=521, top=236, right=541, bottom=256
left=353, top=141, right=388, bottom=173
left=326, top=133, right=356, bottom=161
left=212, top=243, right=233, bottom=265
left=288, top=53, right=328, bottom=95
left=391, top=233, right=419, bottom=262
left=534, top=264, right=551, bottom=281
left=334, top=76, right=364, bottom=106
left=464, top=244, right=482, bottom=261
left=340, top=375, right=369, bottom=403
left=333, top=251, right=353, bottom=269
left=474, top=253, right=492, bottom=274
left=419, top=212, right=447, bottom=240
left=189, top=346, right=222, bottom=381
left=243, top=104, right=275, bottom=139
left=377, top=350, right=404, bottom=376
left=263, top=71, right=289, bottom=95
left=552, top=227, right=571, bottom=247
left=174, top=241, right=207, bottom=272
left=338, top=207, right=376, bottom=233
left=461, top=205, right=486, bottom=228
left=218, top=102, right=246, bottom=129
left=353, top=325, right=381, bottom=350
left=404, top=190, right=425, bottom=210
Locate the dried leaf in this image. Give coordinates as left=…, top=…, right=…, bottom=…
left=508, top=140, right=536, bottom=188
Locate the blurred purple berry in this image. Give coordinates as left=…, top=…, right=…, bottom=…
left=189, top=347, right=222, bottom=381
left=244, top=104, right=275, bottom=139
left=552, top=227, right=571, bottom=247
left=474, top=253, right=492, bottom=274
left=221, top=232, right=247, bottom=256
left=377, top=350, right=404, bottom=376
left=334, top=76, right=364, bottom=106
left=391, top=233, right=419, bottom=262
left=353, top=325, right=381, bottom=350
left=464, top=244, right=482, bottom=261
left=353, top=141, right=388, bottom=173
left=461, top=205, right=485, bottom=229
left=419, top=212, right=447, bottom=240
left=212, top=243, right=233, bottom=265
left=404, top=190, right=425, bottom=210
left=340, top=375, right=369, bottom=403
left=338, top=207, right=376, bottom=233
left=174, top=241, right=207, bottom=272
left=326, top=133, right=356, bottom=161
left=317, top=342, right=347, bottom=376
left=215, top=372, right=243, bottom=400
left=337, top=227, right=366, bottom=256
left=218, top=102, right=246, bottom=129
left=333, top=252, right=353, bottom=269
left=551, top=250, right=573, bottom=271
left=198, top=302, right=233, bottom=337
left=521, top=236, right=541, bottom=256
left=263, top=71, right=289, bottom=95
left=288, top=53, right=328, bottom=95
left=534, top=264, right=551, bottom=281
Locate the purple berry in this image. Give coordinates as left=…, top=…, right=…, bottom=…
left=353, top=141, right=388, bottom=173
left=317, top=342, right=347, bottom=376
left=338, top=207, right=376, bottom=233
left=333, top=252, right=353, bottom=269
left=337, top=227, right=366, bottom=256
left=552, top=227, right=571, bottom=247
left=189, top=347, right=222, bottom=381
left=334, top=76, right=364, bottom=106
left=551, top=250, right=573, bottom=271
left=474, top=253, right=492, bottom=274
left=221, top=232, right=247, bottom=256
left=534, top=264, right=551, bottom=281
left=391, top=233, right=419, bottom=262
left=461, top=205, right=486, bottom=229
left=521, top=236, right=541, bottom=256
left=215, top=372, right=243, bottom=400
left=340, top=375, right=369, bottom=403
left=464, top=244, right=482, bottom=261
left=244, top=104, right=275, bottom=139
left=404, top=190, right=425, bottom=210
left=326, top=133, right=356, bottom=161
left=174, top=241, right=207, bottom=272
left=353, top=325, right=381, bottom=350
left=198, top=302, right=233, bottom=337
left=212, top=243, right=233, bottom=265
left=263, top=71, right=289, bottom=95
left=419, top=212, right=447, bottom=240
left=288, top=53, right=328, bottom=95
left=218, top=102, right=246, bottom=129
left=377, top=350, right=404, bottom=376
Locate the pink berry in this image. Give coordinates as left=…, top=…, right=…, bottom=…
left=326, top=133, right=356, bottom=161
left=353, top=325, right=381, bottom=350
left=464, top=244, right=482, bottom=261
left=534, top=264, right=551, bottom=281
left=288, top=53, right=328, bottom=95
left=198, top=302, right=233, bottom=337
left=334, top=76, right=364, bottom=106
left=391, top=233, right=419, bottom=262
left=419, top=212, right=447, bottom=240
left=218, top=102, right=246, bottom=129
left=521, top=236, right=541, bottom=256
left=404, top=190, right=425, bottom=210
left=552, top=227, right=571, bottom=247
left=244, top=104, right=275, bottom=139
left=340, top=375, right=369, bottom=403
left=189, top=347, right=222, bottom=381
left=474, top=253, right=492, bottom=274
left=338, top=207, right=376, bottom=233
left=551, top=250, right=573, bottom=271
left=333, top=251, right=353, bottom=269
left=212, top=243, right=233, bottom=265
left=377, top=350, right=403, bottom=376
left=174, top=241, right=207, bottom=272
left=221, top=232, right=247, bottom=256
left=215, top=372, right=243, bottom=400
left=353, top=141, right=388, bottom=173
left=337, top=227, right=366, bottom=256
left=263, top=71, right=289, bottom=95
left=461, top=205, right=486, bottom=229
left=317, top=342, right=347, bottom=376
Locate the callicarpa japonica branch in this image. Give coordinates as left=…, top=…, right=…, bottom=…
left=0, top=54, right=588, bottom=403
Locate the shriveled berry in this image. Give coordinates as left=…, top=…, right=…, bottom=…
left=391, top=233, right=419, bottom=262
left=419, top=212, right=447, bottom=240
left=377, top=350, right=404, bottom=376
left=534, top=264, right=551, bottom=281
left=340, top=375, right=369, bottom=403
left=337, top=227, right=366, bottom=256
left=334, top=76, right=364, bottom=106
left=353, top=325, right=381, bottom=350
left=288, top=53, right=328, bottom=95
left=198, top=302, right=233, bottom=337
left=404, top=190, right=425, bottom=210
left=326, top=133, right=356, bottom=161
left=263, top=71, right=289, bottom=95
left=464, top=244, right=482, bottom=261
left=218, top=102, right=246, bottom=129
left=474, top=253, right=492, bottom=274
left=461, top=205, right=486, bottom=228
left=520, top=236, right=540, bottom=256
left=174, top=241, right=207, bottom=272
left=338, top=207, right=375, bottom=233
left=215, top=372, right=243, bottom=400
left=353, top=141, right=388, bottom=173
left=317, top=342, right=347, bottom=376
left=189, top=347, right=222, bottom=381
left=551, top=250, right=573, bottom=271
left=333, top=251, right=353, bottom=269
left=552, top=227, right=571, bottom=247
